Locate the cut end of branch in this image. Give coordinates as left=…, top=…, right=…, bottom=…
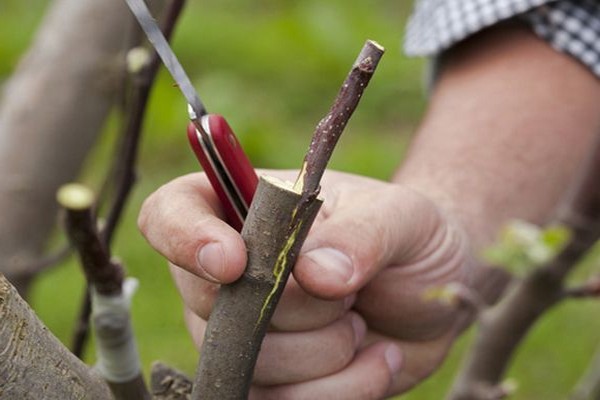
left=57, top=183, right=95, bottom=210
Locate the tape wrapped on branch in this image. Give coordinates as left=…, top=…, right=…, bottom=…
left=91, top=277, right=142, bottom=383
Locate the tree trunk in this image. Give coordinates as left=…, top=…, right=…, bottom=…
left=0, top=0, right=161, bottom=296
left=0, top=273, right=112, bottom=399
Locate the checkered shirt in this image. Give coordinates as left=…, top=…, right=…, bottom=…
left=404, top=0, right=600, bottom=78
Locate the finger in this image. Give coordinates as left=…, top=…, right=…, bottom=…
left=294, top=181, right=446, bottom=299
left=138, top=173, right=247, bottom=283
left=270, top=277, right=355, bottom=331
left=184, top=310, right=367, bottom=386
left=250, top=342, right=402, bottom=400
left=354, top=238, right=469, bottom=341
left=365, top=330, right=455, bottom=395
left=170, top=263, right=219, bottom=319
left=173, top=262, right=353, bottom=331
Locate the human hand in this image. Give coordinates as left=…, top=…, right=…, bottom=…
left=138, top=170, right=474, bottom=399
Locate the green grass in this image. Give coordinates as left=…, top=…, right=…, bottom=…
left=6, top=1, right=600, bottom=399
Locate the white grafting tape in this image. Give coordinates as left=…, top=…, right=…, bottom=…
left=91, top=277, right=141, bottom=383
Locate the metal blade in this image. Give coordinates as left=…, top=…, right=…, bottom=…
left=124, top=0, right=207, bottom=117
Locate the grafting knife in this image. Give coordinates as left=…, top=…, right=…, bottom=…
left=124, top=0, right=258, bottom=231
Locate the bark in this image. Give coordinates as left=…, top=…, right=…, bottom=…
left=0, top=273, right=112, bottom=399
left=150, top=362, right=193, bottom=399
left=0, top=0, right=164, bottom=296
left=295, top=40, right=385, bottom=193
left=59, top=184, right=149, bottom=399
left=193, top=177, right=323, bottom=399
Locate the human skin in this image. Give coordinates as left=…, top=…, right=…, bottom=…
left=138, top=23, right=600, bottom=399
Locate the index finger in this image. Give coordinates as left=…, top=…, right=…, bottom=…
left=137, top=172, right=247, bottom=283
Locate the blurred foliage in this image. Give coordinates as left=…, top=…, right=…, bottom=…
left=483, top=220, right=571, bottom=276
left=3, top=1, right=600, bottom=399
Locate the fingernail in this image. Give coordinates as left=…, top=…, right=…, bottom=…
left=197, top=242, right=224, bottom=281
left=303, top=247, right=353, bottom=284
left=384, top=345, right=402, bottom=374
left=351, top=314, right=366, bottom=347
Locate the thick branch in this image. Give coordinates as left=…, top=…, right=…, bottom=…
left=448, top=134, right=600, bottom=400
left=193, top=41, right=385, bottom=399
left=0, top=274, right=112, bottom=399
left=193, top=177, right=322, bottom=399
left=0, top=0, right=136, bottom=295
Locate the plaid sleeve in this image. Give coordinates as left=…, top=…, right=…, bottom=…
left=404, top=0, right=600, bottom=78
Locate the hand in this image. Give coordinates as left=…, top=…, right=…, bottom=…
left=138, top=170, right=474, bottom=399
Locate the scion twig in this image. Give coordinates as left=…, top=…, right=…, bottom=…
left=294, top=40, right=385, bottom=194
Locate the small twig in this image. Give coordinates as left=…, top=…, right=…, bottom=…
left=102, top=0, right=186, bottom=246
left=562, top=278, right=600, bottom=299
left=426, top=282, right=489, bottom=317
left=58, top=184, right=124, bottom=295
left=20, top=244, right=72, bottom=276
left=58, top=183, right=149, bottom=400
left=70, top=286, right=92, bottom=357
left=294, top=40, right=385, bottom=194
left=193, top=40, right=385, bottom=400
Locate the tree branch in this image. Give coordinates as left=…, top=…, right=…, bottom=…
left=294, top=40, right=385, bottom=194
left=192, top=40, right=384, bottom=400
left=58, top=183, right=149, bottom=400
left=448, top=134, right=600, bottom=400
left=0, top=274, right=112, bottom=399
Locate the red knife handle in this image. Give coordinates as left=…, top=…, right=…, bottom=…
left=186, top=115, right=257, bottom=231
left=207, top=115, right=258, bottom=206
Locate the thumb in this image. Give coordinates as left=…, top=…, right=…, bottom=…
left=293, top=184, right=445, bottom=300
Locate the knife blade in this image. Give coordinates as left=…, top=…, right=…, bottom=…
left=123, top=0, right=258, bottom=230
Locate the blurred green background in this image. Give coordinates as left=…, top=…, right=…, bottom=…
left=2, top=1, right=600, bottom=399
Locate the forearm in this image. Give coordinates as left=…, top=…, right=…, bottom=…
left=395, top=23, right=600, bottom=249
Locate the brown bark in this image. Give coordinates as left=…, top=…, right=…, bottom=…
left=150, top=362, right=193, bottom=399
left=0, top=0, right=135, bottom=295
left=295, top=40, right=385, bottom=193
left=193, top=177, right=323, bottom=399
left=0, top=273, right=112, bottom=399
